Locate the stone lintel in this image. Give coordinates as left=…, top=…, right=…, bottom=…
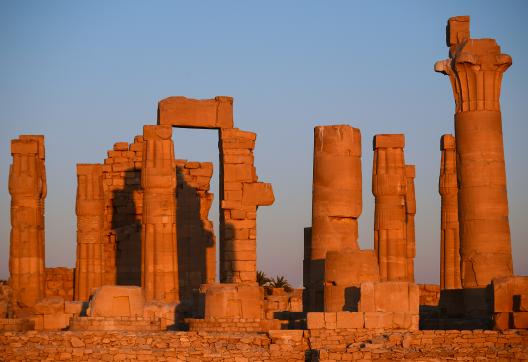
left=158, top=96, right=233, bottom=129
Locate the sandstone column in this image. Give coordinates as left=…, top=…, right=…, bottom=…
left=435, top=16, right=513, bottom=289
left=141, top=125, right=179, bottom=302
left=405, top=164, right=416, bottom=282
left=74, top=164, right=105, bottom=301
left=372, top=134, right=407, bottom=282
left=8, top=135, right=46, bottom=308
left=439, top=134, right=461, bottom=290
left=308, top=125, right=362, bottom=311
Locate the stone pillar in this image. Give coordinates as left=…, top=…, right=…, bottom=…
left=74, top=164, right=105, bottom=301
left=8, top=135, right=46, bottom=308
left=372, top=134, right=407, bottom=282
left=219, top=128, right=274, bottom=284
left=141, top=125, right=179, bottom=302
left=439, top=134, right=461, bottom=290
left=308, top=125, right=362, bottom=311
left=435, top=16, right=513, bottom=289
left=405, top=165, right=416, bottom=282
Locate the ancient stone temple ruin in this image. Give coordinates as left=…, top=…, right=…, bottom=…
left=1, top=15, right=527, bottom=361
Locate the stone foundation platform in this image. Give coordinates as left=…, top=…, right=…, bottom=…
left=0, top=318, right=34, bottom=332
left=185, top=317, right=282, bottom=332
left=1, top=329, right=527, bottom=361
left=69, top=316, right=161, bottom=331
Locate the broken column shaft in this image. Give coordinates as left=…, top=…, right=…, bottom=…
left=8, top=135, right=46, bottom=308
left=308, top=125, right=362, bottom=311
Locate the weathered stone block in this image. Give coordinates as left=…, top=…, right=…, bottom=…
left=492, top=276, right=528, bottom=313
left=43, top=312, right=69, bottom=330
left=64, top=301, right=84, bottom=315
left=373, top=134, right=405, bottom=149
left=242, top=182, right=275, bottom=206
left=113, top=142, right=129, bottom=151
left=358, top=282, right=375, bottom=312
left=513, top=312, right=528, bottom=329
left=203, top=283, right=263, bottom=319
left=306, top=312, right=325, bottom=329
left=493, top=312, right=510, bottom=331
left=392, top=312, right=418, bottom=329
left=33, top=297, right=65, bottom=315
left=364, top=312, right=393, bottom=329
left=359, top=281, right=419, bottom=313
left=520, top=295, right=528, bottom=312
left=158, top=96, right=233, bottom=129
left=89, top=285, right=145, bottom=317
left=336, top=312, right=364, bottom=329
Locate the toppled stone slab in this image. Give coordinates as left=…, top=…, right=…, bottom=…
left=202, top=283, right=264, bottom=319
left=359, top=281, right=419, bottom=314
left=89, top=285, right=145, bottom=318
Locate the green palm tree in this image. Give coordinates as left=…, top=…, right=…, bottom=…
left=269, top=275, right=292, bottom=292
left=257, top=270, right=271, bottom=286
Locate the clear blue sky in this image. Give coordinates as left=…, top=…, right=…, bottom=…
left=1, top=1, right=527, bottom=287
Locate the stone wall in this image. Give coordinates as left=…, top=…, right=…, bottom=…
left=45, top=268, right=74, bottom=301
left=263, top=288, right=303, bottom=322
left=102, top=139, right=144, bottom=287
left=307, top=329, right=528, bottom=360
left=307, top=311, right=419, bottom=330
left=1, top=329, right=526, bottom=361
left=419, top=284, right=440, bottom=306
left=0, top=330, right=306, bottom=361
left=0, top=319, right=34, bottom=332
left=186, top=318, right=282, bottom=333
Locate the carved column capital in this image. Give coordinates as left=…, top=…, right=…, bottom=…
left=435, top=16, right=512, bottom=113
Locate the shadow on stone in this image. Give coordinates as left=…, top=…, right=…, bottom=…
left=176, top=165, right=215, bottom=315
left=112, top=168, right=142, bottom=286
left=343, top=286, right=360, bottom=312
